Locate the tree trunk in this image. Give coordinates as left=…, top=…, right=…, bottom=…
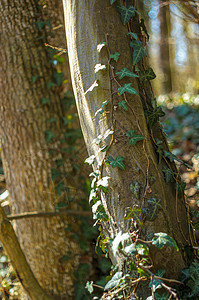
left=0, top=0, right=85, bottom=298
left=159, top=0, right=173, bottom=94
left=63, top=0, right=194, bottom=298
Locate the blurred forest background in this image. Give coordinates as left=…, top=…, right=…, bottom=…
left=0, top=0, right=198, bottom=299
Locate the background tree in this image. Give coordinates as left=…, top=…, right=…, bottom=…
left=0, top=0, right=92, bottom=298
left=63, top=0, right=195, bottom=298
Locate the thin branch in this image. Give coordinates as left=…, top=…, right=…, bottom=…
left=7, top=210, right=92, bottom=220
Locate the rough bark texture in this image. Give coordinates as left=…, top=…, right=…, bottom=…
left=0, top=0, right=82, bottom=298
left=0, top=206, right=52, bottom=300
left=159, top=0, right=172, bottom=93
left=63, top=0, right=194, bottom=297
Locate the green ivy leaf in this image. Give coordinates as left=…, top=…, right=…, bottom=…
left=142, top=198, right=162, bottom=221
left=104, top=272, right=123, bottom=290
left=110, top=0, right=117, bottom=4
left=124, top=243, right=137, bottom=255
left=152, top=233, right=179, bottom=250
left=130, top=182, right=141, bottom=199
left=110, top=52, right=120, bottom=62
left=127, top=32, right=138, bottom=40
left=53, top=72, right=64, bottom=86
left=112, top=232, right=130, bottom=255
left=164, top=151, right=192, bottom=169
left=117, top=5, right=136, bottom=24
left=85, top=281, right=93, bottom=294
left=146, top=107, right=165, bottom=128
left=97, top=176, right=110, bottom=192
left=84, top=155, right=96, bottom=165
left=94, top=63, right=106, bottom=73
left=47, top=81, right=57, bottom=89
left=149, top=269, right=166, bottom=292
left=45, top=130, right=55, bottom=144
left=141, top=67, right=156, bottom=82
left=97, top=42, right=107, bottom=52
left=126, top=130, right=144, bottom=146
left=118, top=100, right=128, bottom=111
left=136, top=243, right=149, bottom=256
left=118, top=83, right=138, bottom=96
left=35, top=21, right=44, bottom=30
left=55, top=182, right=65, bottom=196
left=130, top=40, right=147, bottom=65
left=162, top=166, right=175, bottom=183
left=51, top=169, right=61, bottom=181
left=32, top=75, right=39, bottom=83
left=106, top=156, right=125, bottom=170
left=124, top=206, right=142, bottom=225
left=116, top=68, right=138, bottom=79
left=41, top=97, right=50, bottom=104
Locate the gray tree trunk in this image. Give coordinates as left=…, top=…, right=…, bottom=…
left=63, top=0, right=194, bottom=298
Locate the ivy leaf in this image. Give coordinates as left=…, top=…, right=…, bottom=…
left=146, top=107, right=165, bottom=128
left=85, top=80, right=98, bottom=94
left=117, top=5, right=136, bottom=24
left=85, top=281, right=93, bottom=294
left=47, top=81, right=56, bottom=89
left=110, top=52, right=120, bottom=62
left=41, top=97, right=50, bottom=104
left=143, top=198, right=162, bottom=221
left=155, top=293, right=170, bottom=300
left=127, top=32, right=138, bottom=40
left=106, top=156, right=126, bottom=170
left=116, top=68, right=138, bottom=79
left=53, top=72, right=64, bottom=86
left=124, top=243, right=137, bottom=255
left=32, top=75, right=39, bottom=83
left=141, top=67, right=156, bottom=82
left=45, top=130, right=55, bottom=144
left=126, top=130, right=144, bottom=146
left=84, top=155, right=96, bottom=165
left=149, top=269, right=166, bottom=292
left=104, top=271, right=123, bottom=290
left=136, top=243, right=149, bottom=256
left=118, top=100, right=128, bottom=111
left=103, top=129, right=114, bottom=140
left=152, top=233, right=179, bottom=250
left=97, top=176, right=110, bottom=192
left=112, top=232, right=130, bottom=255
left=94, top=63, right=106, bottom=73
left=35, top=21, right=44, bottom=31
left=130, top=182, right=141, bottom=199
left=124, top=206, right=142, bottom=225
left=110, top=0, right=117, bottom=4
left=93, top=135, right=103, bottom=145
left=118, top=83, right=138, bottom=96
left=97, top=42, right=107, bottom=52
left=130, top=40, right=147, bottom=65
left=162, top=166, right=175, bottom=183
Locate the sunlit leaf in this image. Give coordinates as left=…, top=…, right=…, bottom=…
left=152, top=232, right=179, bottom=250
left=112, top=232, right=130, bottom=255
left=84, top=155, right=96, bottom=165
left=104, top=272, right=123, bottom=290
left=94, top=63, right=106, bottom=73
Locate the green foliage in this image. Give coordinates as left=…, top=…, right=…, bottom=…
left=110, top=0, right=117, bottom=4
left=182, top=260, right=199, bottom=298
left=117, top=5, right=137, bottom=24
left=124, top=206, right=142, bottom=225
left=47, top=81, right=57, bottom=89
left=149, top=269, right=166, bottom=292
left=110, top=52, right=120, bottom=62
left=97, top=176, right=110, bottom=193
left=53, top=71, right=64, bottom=86
left=126, top=130, right=144, bottom=146
left=142, top=198, right=162, bottom=221
left=116, top=68, right=138, bottom=79
left=36, top=19, right=52, bottom=31
left=97, top=42, right=107, bottom=52
left=152, top=233, right=179, bottom=250
left=164, top=150, right=192, bottom=169
left=130, top=40, right=147, bottom=65
left=140, top=67, right=156, bottom=82
left=106, top=156, right=126, bottom=170
left=146, top=107, right=165, bottom=128
left=41, top=97, right=50, bottom=104
left=130, top=182, right=141, bottom=199
left=162, top=166, right=175, bottom=183
left=118, top=100, right=128, bottom=111
left=177, top=181, right=186, bottom=196
left=32, top=75, right=38, bottom=83
left=94, top=63, right=106, bottom=73
left=127, top=32, right=138, bottom=40
left=45, top=130, right=55, bottom=144
left=85, top=281, right=93, bottom=294
left=118, top=83, right=138, bottom=96
left=104, top=271, right=123, bottom=290
left=112, top=232, right=130, bottom=255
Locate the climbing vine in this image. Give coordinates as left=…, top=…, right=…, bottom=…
left=84, top=1, right=198, bottom=299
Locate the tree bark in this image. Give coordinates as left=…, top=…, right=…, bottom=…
left=63, top=0, right=194, bottom=298
left=0, top=0, right=85, bottom=298
left=159, top=0, right=173, bottom=94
